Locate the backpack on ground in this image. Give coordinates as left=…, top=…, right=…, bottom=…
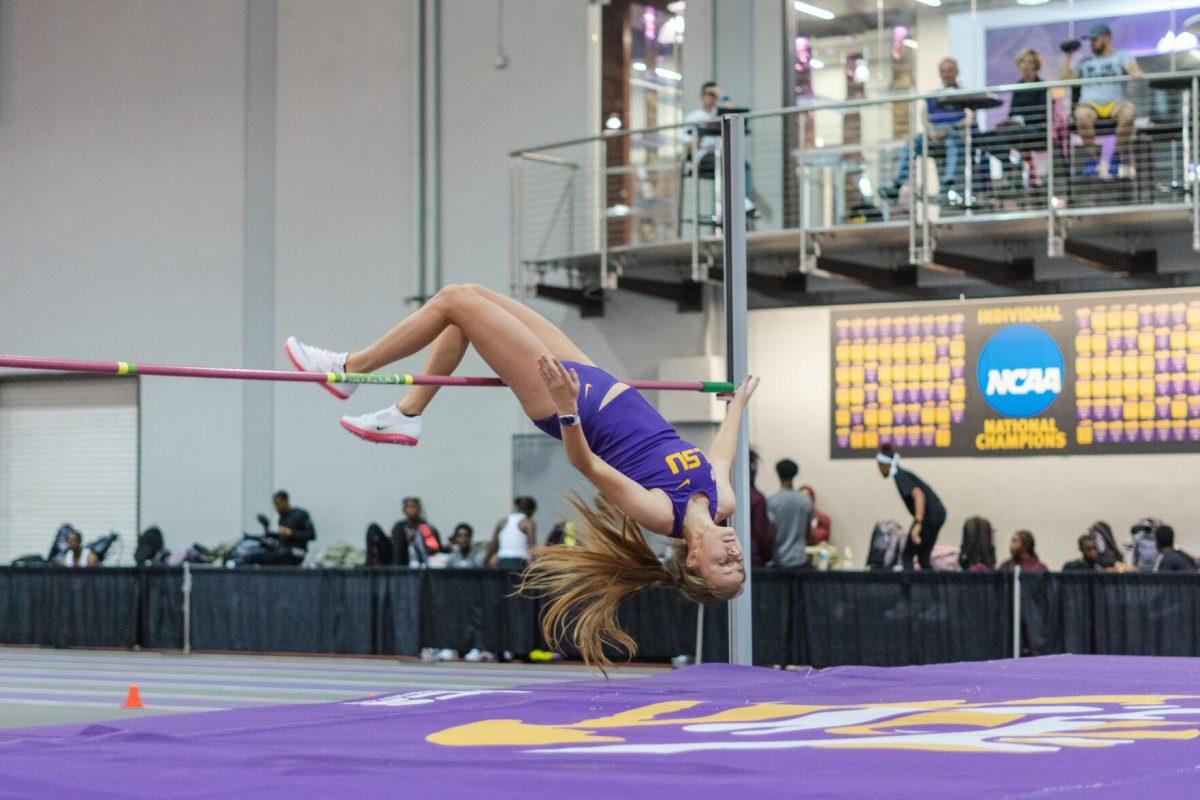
left=866, top=520, right=906, bottom=571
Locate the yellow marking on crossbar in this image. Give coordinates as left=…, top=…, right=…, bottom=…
left=117, top=362, right=132, bottom=375
left=326, top=372, right=339, bottom=383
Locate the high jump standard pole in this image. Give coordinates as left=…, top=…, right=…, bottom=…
left=722, top=114, right=753, bottom=666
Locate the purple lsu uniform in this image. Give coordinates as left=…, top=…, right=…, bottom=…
left=533, top=361, right=720, bottom=538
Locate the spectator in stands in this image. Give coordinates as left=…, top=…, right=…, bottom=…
left=445, top=523, right=485, bottom=569
left=273, top=490, right=316, bottom=555
left=876, top=443, right=946, bottom=570
left=999, top=530, right=1048, bottom=573
left=958, top=516, right=996, bottom=572
left=393, top=497, right=443, bottom=566
left=1126, top=516, right=1166, bottom=571
left=684, top=81, right=757, bottom=215
left=1061, top=23, right=1143, bottom=177
left=799, top=485, right=831, bottom=545
left=487, top=496, right=536, bottom=571
left=767, top=458, right=812, bottom=568
left=57, top=529, right=97, bottom=568
left=1007, top=48, right=1048, bottom=129
left=880, top=58, right=966, bottom=201
left=992, top=48, right=1047, bottom=188
left=545, top=521, right=578, bottom=547
left=1152, top=525, right=1196, bottom=572
left=1062, top=534, right=1104, bottom=572
left=748, top=449, right=773, bottom=567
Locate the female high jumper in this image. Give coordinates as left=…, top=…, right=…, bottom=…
left=285, top=283, right=757, bottom=668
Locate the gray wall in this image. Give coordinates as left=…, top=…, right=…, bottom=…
left=0, top=0, right=711, bottom=553
left=0, top=1, right=247, bottom=545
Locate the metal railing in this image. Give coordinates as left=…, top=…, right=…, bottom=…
left=510, top=70, right=1200, bottom=293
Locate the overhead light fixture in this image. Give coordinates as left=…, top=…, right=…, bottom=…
left=632, top=61, right=647, bottom=72
left=810, top=57, right=826, bottom=69
left=903, top=38, right=919, bottom=49
left=605, top=114, right=622, bottom=130
left=794, top=1, right=835, bottom=21
left=1015, top=0, right=1049, bottom=5
left=915, top=0, right=941, bottom=7
left=654, top=66, right=682, bottom=81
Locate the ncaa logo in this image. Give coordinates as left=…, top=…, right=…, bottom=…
left=976, top=324, right=1063, bottom=417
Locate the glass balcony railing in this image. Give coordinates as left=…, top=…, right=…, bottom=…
left=510, top=70, right=1200, bottom=297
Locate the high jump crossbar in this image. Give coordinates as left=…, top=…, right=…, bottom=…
left=0, top=355, right=737, bottom=394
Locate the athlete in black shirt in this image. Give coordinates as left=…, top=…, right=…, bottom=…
left=876, top=444, right=946, bottom=570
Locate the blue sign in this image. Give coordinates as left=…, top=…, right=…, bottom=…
left=977, top=324, right=1064, bottom=418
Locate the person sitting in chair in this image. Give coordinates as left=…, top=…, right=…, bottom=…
left=880, top=58, right=967, bottom=202
left=684, top=81, right=757, bottom=216
left=58, top=529, right=98, bottom=568
left=1061, top=23, right=1143, bottom=178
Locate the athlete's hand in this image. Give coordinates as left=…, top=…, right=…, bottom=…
left=537, top=355, right=580, bottom=415
left=728, top=375, right=759, bottom=406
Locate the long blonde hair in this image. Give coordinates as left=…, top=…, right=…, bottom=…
left=518, top=496, right=740, bottom=673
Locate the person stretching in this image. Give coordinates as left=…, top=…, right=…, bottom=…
left=284, top=284, right=756, bottom=669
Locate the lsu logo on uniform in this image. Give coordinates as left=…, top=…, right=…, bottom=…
left=665, top=448, right=702, bottom=474
left=977, top=324, right=1064, bottom=418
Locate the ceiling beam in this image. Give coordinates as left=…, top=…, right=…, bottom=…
left=534, top=283, right=605, bottom=317
left=1063, top=239, right=1157, bottom=275
left=815, top=256, right=918, bottom=291
left=615, top=276, right=704, bottom=312
left=929, top=249, right=1035, bottom=284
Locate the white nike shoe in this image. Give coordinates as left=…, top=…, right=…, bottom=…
left=340, top=405, right=421, bottom=446
left=284, top=336, right=355, bottom=400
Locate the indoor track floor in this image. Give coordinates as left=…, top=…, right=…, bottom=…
left=0, top=646, right=662, bottom=728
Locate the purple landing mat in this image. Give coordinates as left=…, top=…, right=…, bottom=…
left=3, top=655, right=1200, bottom=799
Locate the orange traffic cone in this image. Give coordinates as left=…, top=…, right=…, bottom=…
left=121, top=684, right=144, bottom=709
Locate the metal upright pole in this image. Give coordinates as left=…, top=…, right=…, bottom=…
left=1192, top=75, right=1199, bottom=253
left=1011, top=565, right=1021, bottom=659
left=721, top=114, right=753, bottom=666
left=599, top=137, right=609, bottom=288
left=1046, top=89, right=1061, bottom=257
left=182, top=561, right=192, bottom=655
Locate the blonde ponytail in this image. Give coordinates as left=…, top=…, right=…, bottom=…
left=518, top=496, right=740, bottom=673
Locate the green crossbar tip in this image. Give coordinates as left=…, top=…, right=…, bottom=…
left=701, top=381, right=737, bottom=394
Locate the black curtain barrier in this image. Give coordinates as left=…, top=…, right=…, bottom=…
left=372, top=569, right=422, bottom=656
left=3, top=568, right=1200, bottom=667
left=0, top=567, right=141, bottom=649
left=139, top=567, right=185, bottom=650
left=189, top=567, right=375, bottom=654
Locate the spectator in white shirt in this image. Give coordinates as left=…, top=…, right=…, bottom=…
left=683, top=81, right=757, bottom=215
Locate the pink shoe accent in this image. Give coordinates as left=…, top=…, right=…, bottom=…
left=340, top=418, right=419, bottom=446
left=284, top=339, right=352, bottom=400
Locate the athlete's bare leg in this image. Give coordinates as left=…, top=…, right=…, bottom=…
left=344, top=284, right=558, bottom=418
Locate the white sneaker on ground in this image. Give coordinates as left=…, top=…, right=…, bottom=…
left=284, top=336, right=355, bottom=400
left=340, top=405, right=422, bottom=446
left=436, top=648, right=457, bottom=662
left=463, top=648, right=495, bottom=662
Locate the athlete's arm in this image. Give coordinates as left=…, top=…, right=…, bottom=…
left=522, top=517, right=537, bottom=550
left=910, top=487, right=926, bottom=545
left=538, top=356, right=674, bottom=534
left=1124, top=55, right=1143, bottom=80
left=708, top=375, right=759, bottom=468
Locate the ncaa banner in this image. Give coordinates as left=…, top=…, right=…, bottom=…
left=830, top=291, right=1200, bottom=458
